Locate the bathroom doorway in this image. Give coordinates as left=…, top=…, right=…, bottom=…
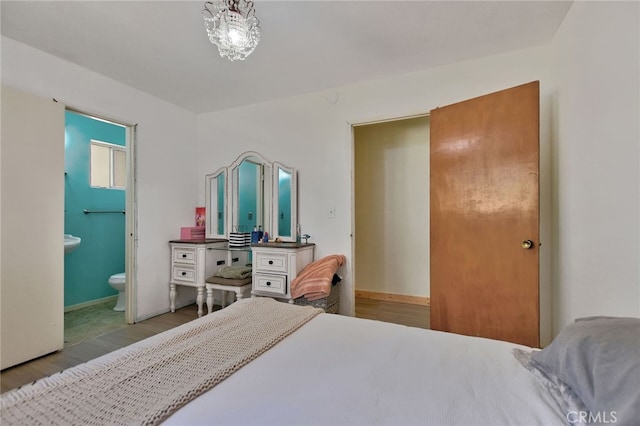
left=63, top=109, right=136, bottom=345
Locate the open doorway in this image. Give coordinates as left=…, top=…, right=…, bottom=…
left=352, top=116, right=430, bottom=328
left=63, top=109, right=137, bottom=345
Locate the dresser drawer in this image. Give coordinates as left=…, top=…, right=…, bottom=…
left=254, top=252, right=288, bottom=273
left=173, top=247, right=196, bottom=264
left=253, top=273, right=287, bottom=295
left=172, top=265, right=197, bottom=283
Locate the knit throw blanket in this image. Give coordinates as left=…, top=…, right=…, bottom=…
left=1, top=298, right=322, bottom=426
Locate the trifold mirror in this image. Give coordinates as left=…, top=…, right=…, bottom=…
left=273, top=162, right=297, bottom=239
left=205, top=167, right=226, bottom=237
left=205, top=151, right=298, bottom=241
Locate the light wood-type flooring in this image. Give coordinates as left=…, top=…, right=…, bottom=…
left=355, top=297, right=430, bottom=329
left=0, top=303, right=199, bottom=393
left=1, top=298, right=428, bottom=393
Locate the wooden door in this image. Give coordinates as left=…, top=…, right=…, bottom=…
left=430, top=81, right=540, bottom=347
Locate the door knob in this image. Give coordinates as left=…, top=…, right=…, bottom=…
left=521, top=239, right=534, bottom=249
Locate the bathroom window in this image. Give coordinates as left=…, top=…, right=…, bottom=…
left=90, top=140, right=126, bottom=189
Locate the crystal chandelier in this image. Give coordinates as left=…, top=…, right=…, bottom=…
left=202, top=0, right=261, bottom=61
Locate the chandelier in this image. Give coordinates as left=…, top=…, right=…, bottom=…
left=202, top=0, right=261, bottom=61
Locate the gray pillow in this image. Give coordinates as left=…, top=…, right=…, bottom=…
left=531, top=317, right=640, bottom=425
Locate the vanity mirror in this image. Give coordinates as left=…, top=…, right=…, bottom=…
left=229, top=151, right=272, bottom=235
left=273, top=162, right=297, bottom=239
left=204, top=167, right=227, bottom=238
left=205, top=151, right=298, bottom=241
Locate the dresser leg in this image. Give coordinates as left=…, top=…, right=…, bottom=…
left=170, top=284, right=177, bottom=313
left=196, top=287, right=204, bottom=317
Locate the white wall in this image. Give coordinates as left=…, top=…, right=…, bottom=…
left=1, top=37, right=199, bottom=321
left=549, top=1, right=640, bottom=331
left=197, top=2, right=640, bottom=335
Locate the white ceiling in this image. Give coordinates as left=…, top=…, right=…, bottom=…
left=1, top=1, right=572, bottom=114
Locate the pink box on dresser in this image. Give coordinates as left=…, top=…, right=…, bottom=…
left=180, top=226, right=206, bottom=240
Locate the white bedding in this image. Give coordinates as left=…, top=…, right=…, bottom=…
left=167, top=313, right=566, bottom=426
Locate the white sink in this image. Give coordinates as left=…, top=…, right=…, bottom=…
left=64, top=234, right=81, bottom=254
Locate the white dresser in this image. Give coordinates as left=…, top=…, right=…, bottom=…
left=251, top=243, right=315, bottom=302
left=169, top=239, right=250, bottom=317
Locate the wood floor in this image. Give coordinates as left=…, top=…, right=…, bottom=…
left=355, top=297, right=430, bottom=329
left=1, top=298, right=429, bottom=393
left=0, top=304, right=199, bottom=393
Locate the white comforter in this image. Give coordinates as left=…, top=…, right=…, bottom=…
left=167, top=313, right=566, bottom=426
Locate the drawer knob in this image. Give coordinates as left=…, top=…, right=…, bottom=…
left=182, top=254, right=187, bottom=258
left=268, top=260, right=273, bottom=265
left=181, top=272, right=187, bottom=276
left=266, top=281, right=271, bottom=286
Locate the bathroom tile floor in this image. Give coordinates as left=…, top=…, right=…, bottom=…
left=64, top=300, right=126, bottom=347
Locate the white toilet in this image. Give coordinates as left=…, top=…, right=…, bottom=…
left=108, top=272, right=126, bottom=312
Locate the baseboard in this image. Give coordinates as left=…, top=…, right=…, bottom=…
left=355, top=290, right=430, bottom=306
left=64, top=295, right=118, bottom=313
left=134, top=300, right=196, bottom=323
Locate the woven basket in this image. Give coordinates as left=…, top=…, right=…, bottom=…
left=293, top=283, right=340, bottom=314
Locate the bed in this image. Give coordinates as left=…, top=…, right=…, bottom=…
left=2, top=298, right=638, bottom=426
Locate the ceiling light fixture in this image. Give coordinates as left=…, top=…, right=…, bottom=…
left=202, top=0, right=261, bottom=62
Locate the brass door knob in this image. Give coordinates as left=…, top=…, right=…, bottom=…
left=521, top=239, right=534, bottom=249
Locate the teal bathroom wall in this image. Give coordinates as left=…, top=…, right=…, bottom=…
left=64, top=111, right=126, bottom=308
